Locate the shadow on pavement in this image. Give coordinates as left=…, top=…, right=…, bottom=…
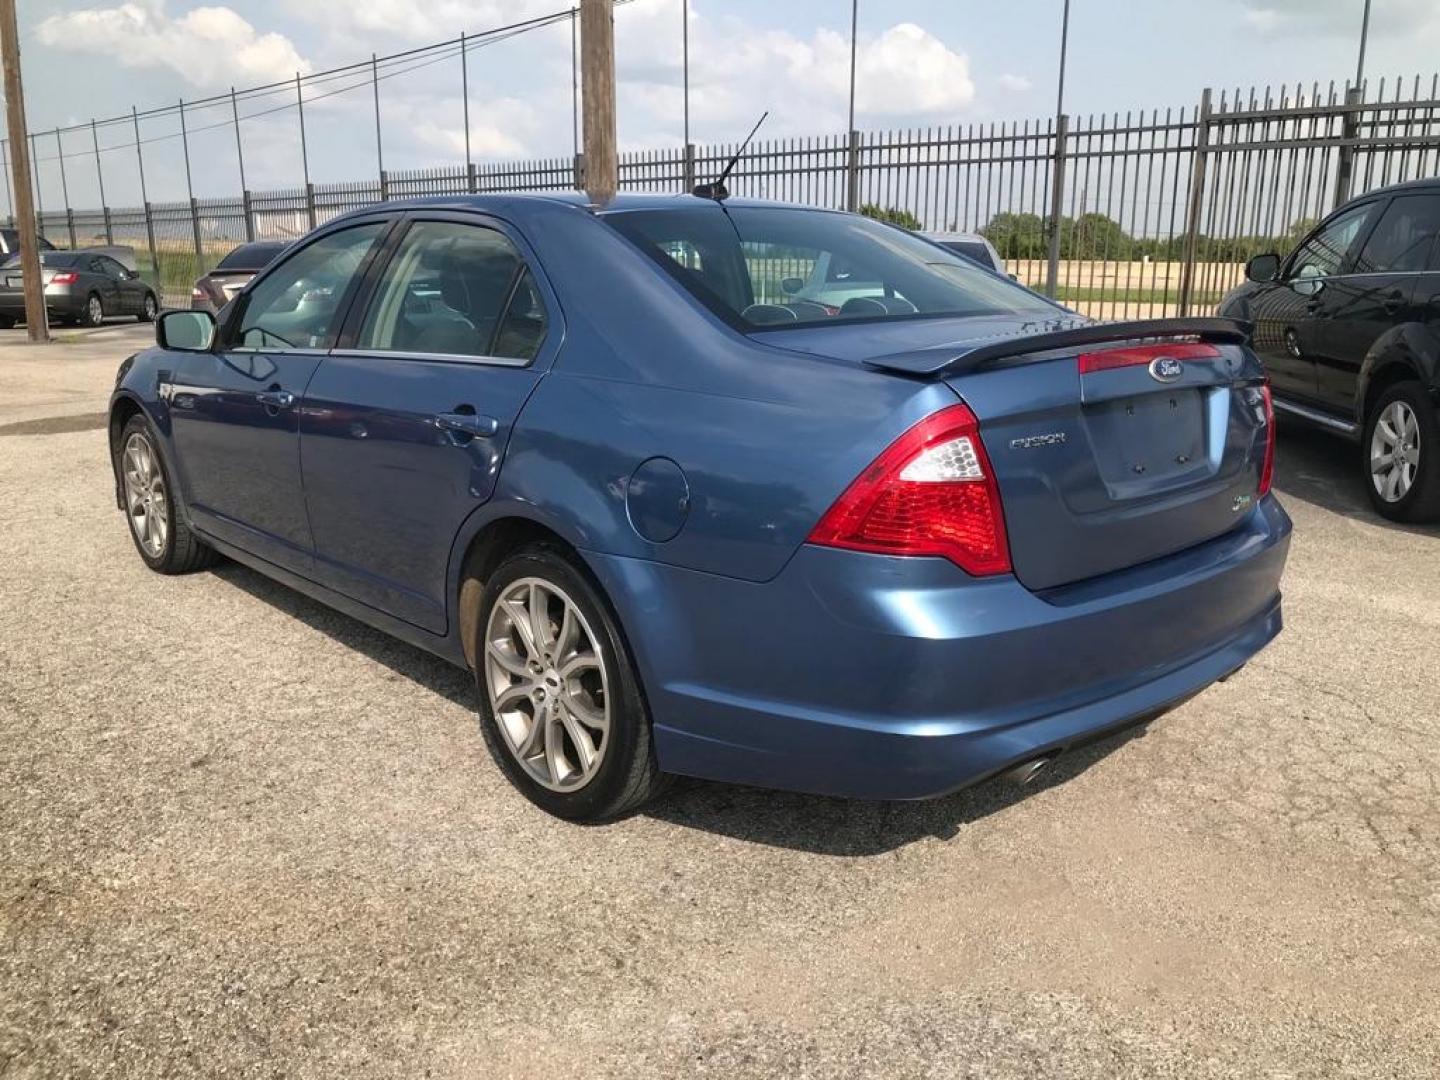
left=1272, top=420, right=1436, bottom=536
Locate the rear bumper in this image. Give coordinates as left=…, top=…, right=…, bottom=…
left=0, top=288, right=83, bottom=319
left=587, top=495, right=1291, bottom=800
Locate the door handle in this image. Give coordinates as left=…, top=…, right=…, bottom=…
left=255, top=389, right=295, bottom=409
left=1383, top=289, right=1405, bottom=314
left=434, top=411, right=499, bottom=438
left=1303, top=299, right=1323, bottom=315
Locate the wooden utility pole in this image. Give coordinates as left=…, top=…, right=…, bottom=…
left=580, top=0, right=617, bottom=203
left=0, top=0, right=47, bottom=342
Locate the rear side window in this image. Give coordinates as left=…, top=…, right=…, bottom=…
left=606, top=206, right=1056, bottom=329
left=236, top=223, right=386, bottom=351
left=1352, top=195, right=1440, bottom=274
left=354, top=220, right=543, bottom=360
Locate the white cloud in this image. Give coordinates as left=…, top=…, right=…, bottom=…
left=1240, top=0, right=1439, bottom=39
left=998, top=73, right=1032, bottom=93
left=294, top=1, right=558, bottom=45
left=36, top=1, right=310, bottom=89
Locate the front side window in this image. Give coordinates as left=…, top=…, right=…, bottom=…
left=606, top=206, right=1056, bottom=329
left=1287, top=203, right=1375, bottom=281
left=1351, top=195, right=1440, bottom=274
left=236, top=222, right=386, bottom=351
left=354, top=220, right=545, bottom=360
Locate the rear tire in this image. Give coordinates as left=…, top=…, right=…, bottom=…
left=1363, top=380, right=1440, bottom=522
left=471, top=543, right=667, bottom=821
left=116, top=414, right=217, bottom=574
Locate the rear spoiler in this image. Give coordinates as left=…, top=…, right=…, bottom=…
left=863, top=317, right=1253, bottom=377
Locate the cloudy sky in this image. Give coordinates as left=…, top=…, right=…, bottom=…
left=10, top=0, right=1440, bottom=209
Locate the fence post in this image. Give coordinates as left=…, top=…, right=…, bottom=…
left=1177, top=88, right=1214, bottom=317
left=141, top=200, right=158, bottom=293
left=189, top=196, right=203, bottom=267
left=573, top=152, right=585, bottom=192
left=1044, top=113, right=1069, bottom=299
left=467, top=162, right=478, bottom=194
left=102, top=205, right=113, bottom=246
left=845, top=129, right=860, bottom=212
left=65, top=208, right=76, bottom=249
left=242, top=190, right=255, bottom=242
left=305, top=182, right=317, bottom=230
left=379, top=169, right=390, bottom=202
left=1332, top=85, right=1363, bottom=210
left=683, top=142, right=696, bottom=191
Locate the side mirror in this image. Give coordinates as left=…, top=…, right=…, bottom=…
left=157, top=309, right=216, bottom=352
left=1245, top=253, right=1280, bottom=283
left=780, top=276, right=804, bottom=295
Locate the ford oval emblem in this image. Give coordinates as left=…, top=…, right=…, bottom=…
left=1149, top=356, right=1184, bottom=383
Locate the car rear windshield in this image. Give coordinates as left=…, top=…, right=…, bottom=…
left=939, top=240, right=993, bottom=268
left=603, top=205, right=1055, bottom=329
left=216, top=242, right=285, bottom=271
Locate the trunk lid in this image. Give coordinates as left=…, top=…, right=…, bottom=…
left=764, top=316, right=1269, bottom=591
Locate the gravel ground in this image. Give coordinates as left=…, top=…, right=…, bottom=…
left=1, top=326, right=1437, bottom=1078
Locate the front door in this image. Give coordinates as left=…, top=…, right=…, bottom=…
left=301, top=216, right=555, bottom=632
left=94, top=254, right=143, bottom=315
left=168, top=220, right=390, bottom=573
left=1254, top=199, right=1379, bottom=404
left=1312, top=193, right=1440, bottom=412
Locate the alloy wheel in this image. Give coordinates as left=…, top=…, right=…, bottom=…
left=143, top=295, right=157, bottom=320
left=1370, top=399, right=1421, bottom=503
left=122, top=432, right=169, bottom=557
left=483, top=576, right=610, bottom=792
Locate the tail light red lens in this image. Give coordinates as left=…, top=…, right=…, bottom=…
left=808, top=403, right=1012, bottom=576
left=1259, top=382, right=1276, bottom=497
left=191, top=286, right=208, bottom=300
left=1076, top=341, right=1219, bottom=375
left=49, top=271, right=79, bottom=285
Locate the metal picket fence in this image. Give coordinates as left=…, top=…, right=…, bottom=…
left=25, top=75, right=1440, bottom=312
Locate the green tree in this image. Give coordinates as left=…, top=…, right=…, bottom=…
left=859, top=203, right=923, bottom=231
left=982, top=212, right=1048, bottom=259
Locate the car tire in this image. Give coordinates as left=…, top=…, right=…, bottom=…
left=81, top=292, right=104, bottom=328
left=1362, top=380, right=1440, bottom=522
left=138, top=293, right=158, bottom=322
left=471, top=543, right=668, bottom=821
left=116, top=414, right=217, bottom=574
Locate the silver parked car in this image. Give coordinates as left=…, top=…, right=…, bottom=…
left=0, top=250, right=158, bottom=328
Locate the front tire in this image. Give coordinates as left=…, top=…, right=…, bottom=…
left=1363, top=380, right=1440, bottom=522
left=139, top=292, right=158, bottom=322
left=116, top=414, right=216, bottom=573
left=472, top=544, right=666, bottom=821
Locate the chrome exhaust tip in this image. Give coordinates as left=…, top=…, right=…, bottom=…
left=999, top=756, right=1053, bottom=786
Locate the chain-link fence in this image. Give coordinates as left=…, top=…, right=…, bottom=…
left=15, top=74, right=1440, bottom=313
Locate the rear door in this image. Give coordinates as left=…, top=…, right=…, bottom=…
left=81, top=255, right=123, bottom=315
left=947, top=338, right=1270, bottom=591
left=1250, top=200, right=1378, bottom=403
left=167, top=219, right=391, bottom=574
left=95, top=255, right=141, bottom=315
left=1312, top=193, right=1440, bottom=412
left=300, top=214, right=555, bottom=632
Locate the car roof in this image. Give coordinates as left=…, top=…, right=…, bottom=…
left=326, top=191, right=837, bottom=229
left=1346, top=177, right=1440, bottom=201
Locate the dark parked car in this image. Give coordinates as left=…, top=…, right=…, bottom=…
left=1220, top=178, right=1440, bottom=521
left=0, top=228, right=55, bottom=256
left=0, top=249, right=157, bottom=328
left=110, top=194, right=1289, bottom=821
left=191, top=240, right=289, bottom=313
left=924, top=230, right=1007, bottom=275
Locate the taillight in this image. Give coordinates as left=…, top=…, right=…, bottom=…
left=49, top=271, right=79, bottom=285
left=192, top=286, right=207, bottom=300
left=808, top=403, right=1011, bottom=576
left=1077, top=341, right=1219, bottom=375
left=1258, top=382, right=1276, bottom=497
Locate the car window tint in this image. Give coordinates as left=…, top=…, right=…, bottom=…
left=355, top=221, right=524, bottom=358
left=1352, top=195, right=1440, bottom=274
left=606, top=207, right=1055, bottom=329
left=1288, top=202, right=1375, bottom=279
left=492, top=268, right=549, bottom=361
left=237, top=223, right=385, bottom=351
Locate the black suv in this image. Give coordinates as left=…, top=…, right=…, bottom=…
left=1220, top=178, right=1440, bottom=522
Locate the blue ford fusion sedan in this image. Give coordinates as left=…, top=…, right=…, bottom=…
left=109, top=193, right=1290, bottom=821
